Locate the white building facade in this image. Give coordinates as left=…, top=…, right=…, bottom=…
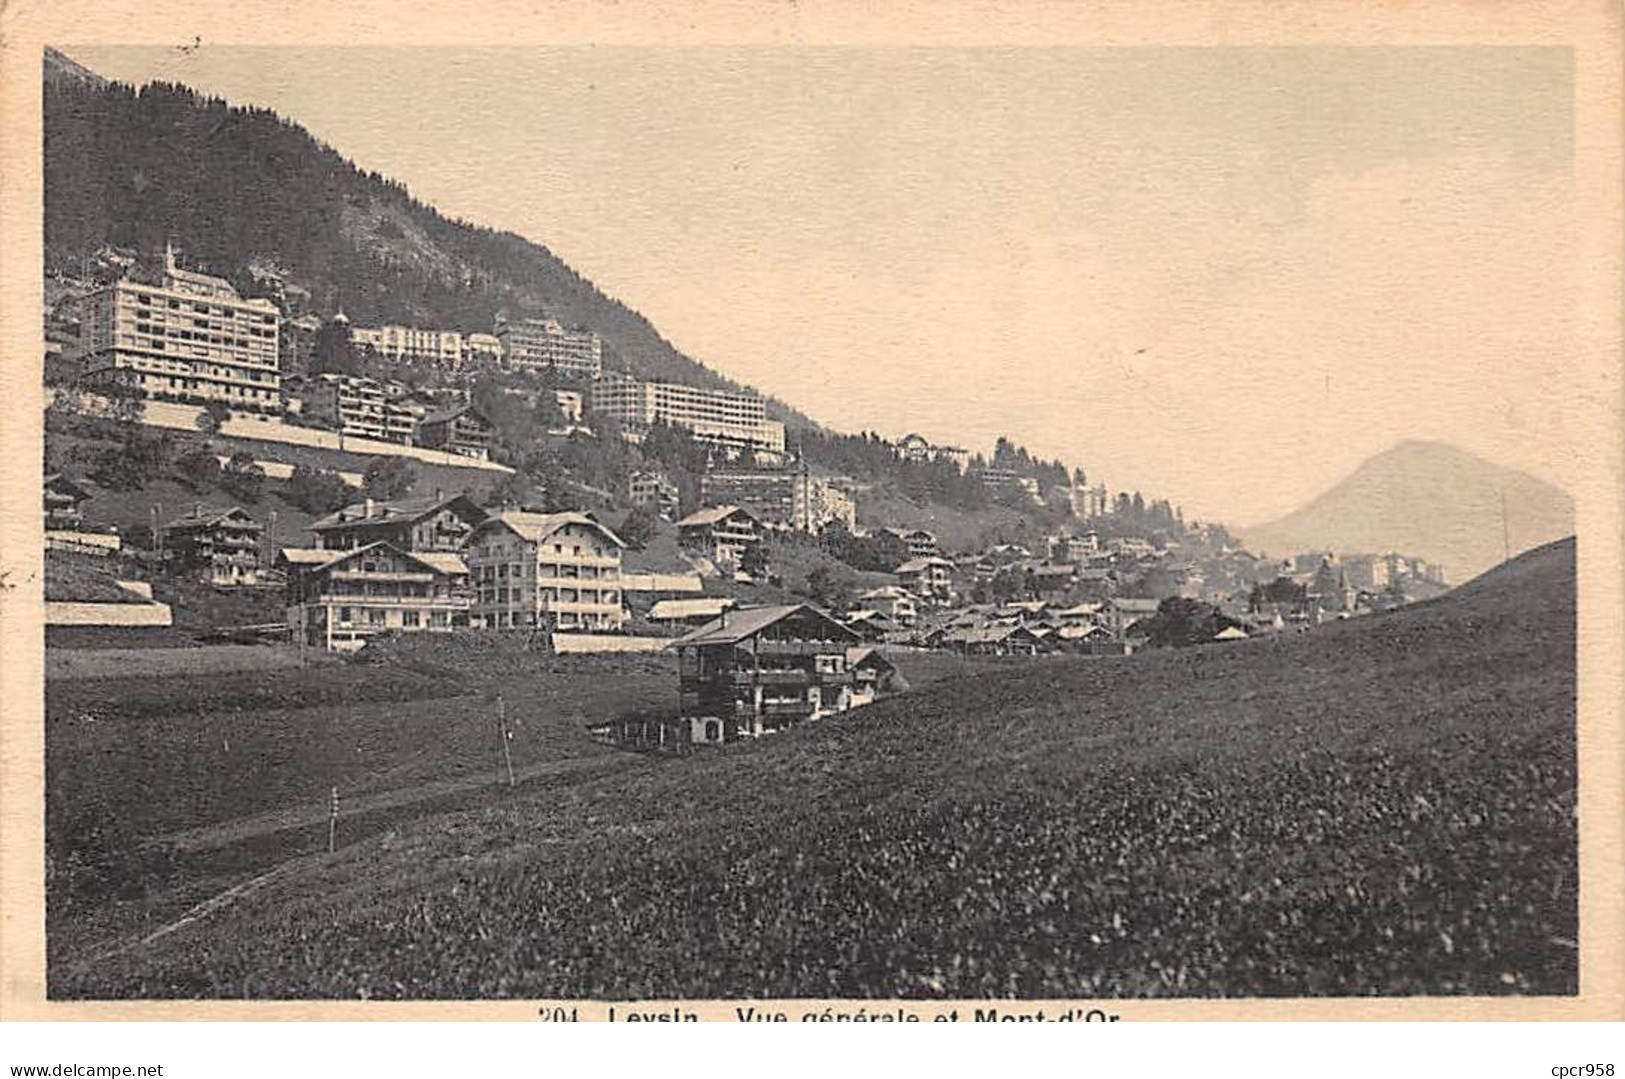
left=77, top=245, right=281, bottom=415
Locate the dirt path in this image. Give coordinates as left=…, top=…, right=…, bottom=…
left=160, top=751, right=643, bottom=853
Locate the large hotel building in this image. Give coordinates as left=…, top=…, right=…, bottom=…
left=77, top=245, right=281, bottom=415
left=494, top=313, right=603, bottom=379
left=348, top=323, right=466, bottom=369
left=590, top=373, right=786, bottom=454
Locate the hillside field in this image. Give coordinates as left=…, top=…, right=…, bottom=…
left=49, top=540, right=1577, bottom=1000
left=44, top=640, right=976, bottom=973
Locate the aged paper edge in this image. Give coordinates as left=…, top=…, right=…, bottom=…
left=0, top=0, right=1619, bottom=1023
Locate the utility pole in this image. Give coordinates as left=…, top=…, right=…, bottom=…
left=497, top=695, right=516, bottom=789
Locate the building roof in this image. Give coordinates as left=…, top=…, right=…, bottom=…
left=845, top=646, right=896, bottom=670
left=276, top=540, right=467, bottom=577
left=857, top=585, right=910, bottom=601
left=481, top=510, right=626, bottom=549
left=44, top=472, right=91, bottom=501
left=277, top=547, right=339, bottom=567
left=673, top=603, right=858, bottom=647
left=1213, top=625, right=1250, bottom=641
left=1055, top=601, right=1103, bottom=617
left=1058, top=623, right=1106, bottom=639
left=163, top=505, right=260, bottom=532
left=649, top=597, right=737, bottom=621
left=310, top=494, right=484, bottom=533
left=895, top=555, right=955, bottom=573
left=842, top=609, right=893, bottom=625
left=946, top=624, right=1039, bottom=645
left=675, top=505, right=756, bottom=528
left=419, top=403, right=490, bottom=427
left=413, top=551, right=473, bottom=576
left=1111, top=597, right=1163, bottom=613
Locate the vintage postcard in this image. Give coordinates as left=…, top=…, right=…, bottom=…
left=1, top=0, right=1620, bottom=1029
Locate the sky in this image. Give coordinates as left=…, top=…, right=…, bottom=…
left=69, top=45, right=1576, bottom=525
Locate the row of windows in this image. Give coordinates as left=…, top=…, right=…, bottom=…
left=128, top=292, right=276, bottom=324
left=333, top=607, right=451, bottom=627
left=478, top=587, right=620, bottom=605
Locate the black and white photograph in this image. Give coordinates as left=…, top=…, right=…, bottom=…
left=2, top=0, right=1621, bottom=1048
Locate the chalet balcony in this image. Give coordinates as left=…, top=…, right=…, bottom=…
left=730, top=669, right=810, bottom=687
left=749, top=641, right=854, bottom=658
left=330, top=569, right=437, bottom=583
left=317, top=593, right=471, bottom=610
left=761, top=700, right=815, bottom=719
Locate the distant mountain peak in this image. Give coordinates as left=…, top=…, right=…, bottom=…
left=1237, top=440, right=1574, bottom=582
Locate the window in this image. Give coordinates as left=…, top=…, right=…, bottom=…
left=402, top=611, right=420, bottom=628
left=338, top=606, right=352, bottom=623
left=815, top=654, right=846, bottom=675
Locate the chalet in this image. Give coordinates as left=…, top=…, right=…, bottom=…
left=840, top=608, right=895, bottom=642
left=676, top=505, right=761, bottom=567
left=162, top=505, right=265, bottom=586
left=673, top=604, right=863, bottom=743
left=43, top=473, right=122, bottom=556
left=847, top=646, right=903, bottom=707
left=895, top=555, right=956, bottom=603
left=1046, top=532, right=1099, bottom=564
left=463, top=511, right=627, bottom=631
left=309, top=494, right=487, bottom=553
left=627, top=470, right=680, bottom=518
left=1073, top=567, right=1117, bottom=601
left=1030, top=564, right=1077, bottom=596
left=943, top=623, right=1042, bottom=656
left=998, top=599, right=1051, bottom=624
left=853, top=584, right=917, bottom=628
left=1054, top=601, right=1103, bottom=625
left=1056, top=622, right=1108, bottom=650
left=648, top=596, right=738, bottom=629
left=415, top=404, right=495, bottom=460
left=278, top=541, right=471, bottom=651
left=44, top=472, right=90, bottom=530
left=1104, top=596, right=1162, bottom=639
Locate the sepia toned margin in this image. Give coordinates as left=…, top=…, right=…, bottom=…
left=1, top=0, right=1619, bottom=1023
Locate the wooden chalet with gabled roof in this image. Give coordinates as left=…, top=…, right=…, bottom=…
left=276, top=540, right=472, bottom=651
left=671, top=603, right=866, bottom=744
left=308, top=493, right=487, bottom=553
left=162, top=504, right=265, bottom=586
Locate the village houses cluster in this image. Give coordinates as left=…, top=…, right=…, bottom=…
left=44, top=242, right=1449, bottom=747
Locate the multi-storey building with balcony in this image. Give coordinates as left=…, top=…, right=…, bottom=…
left=676, top=505, right=761, bottom=566
left=161, top=504, right=266, bottom=586
left=672, top=604, right=865, bottom=744
left=463, top=511, right=627, bottom=631
left=77, top=244, right=281, bottom=415
left=628, top=470, right=681, bottom=517
left=493, top=313, right=603, bottom=380
left=309, top=494, right=488, bottom=553
left=277, top=541, right=472, bottom=652
left=294, top=373, right=418, bottom=444
left=416, top=404, right=495, bottom=460
left=349, top=323, right=466, bottom=369
left=896, top=555, right=957, bottom=603
left=464, top=333, right=503, bottom=368
left=589, top=373, right=785, bottom=455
